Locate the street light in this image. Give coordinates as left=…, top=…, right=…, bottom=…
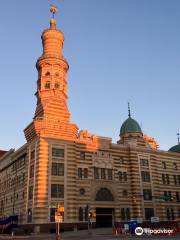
left=86, top=204, right=93, bottom=235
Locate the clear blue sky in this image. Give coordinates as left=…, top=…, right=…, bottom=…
left=0, top=0, right=180, bottom=151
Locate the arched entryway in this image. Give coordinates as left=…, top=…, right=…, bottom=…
left=95, top=187, right=114, bottom=227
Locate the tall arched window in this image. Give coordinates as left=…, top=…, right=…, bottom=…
left=79, top=207, right=83, bottom=221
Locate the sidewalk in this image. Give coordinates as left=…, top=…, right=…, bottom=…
left=0, top=228, right=113, bottom=239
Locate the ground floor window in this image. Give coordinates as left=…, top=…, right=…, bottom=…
left=145, top=208, right=154, bottom=220
left=178, top=209, right=180, bottom=218
left=79, top=207, right=83, bottom=221
left=166, top=208, right=174, bottom=220
left=50, top=208, right=56, bottom=222
left=121, top=208, right=130, bottom=220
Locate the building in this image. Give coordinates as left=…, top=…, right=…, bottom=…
left=1, top=6, right=180, bottom=233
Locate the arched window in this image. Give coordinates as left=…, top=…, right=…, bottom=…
left=45, top=81, right=50, bottom=89
left=95, top=188, right=114, bottom=201
left=79, top=207, right=83, bottom=221
left=54, top=82, right=60, bottom=89
left=45, top=71, right=50, bottom=76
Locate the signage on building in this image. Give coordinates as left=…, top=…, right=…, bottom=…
left=55, top=212, right=63, bottom=223
left=137, top=218, right=143, bottom=223
left=151, top=217, right=159, bottom=222
left=57, top=207, right=64, bottom=212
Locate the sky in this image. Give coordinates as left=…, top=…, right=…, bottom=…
left=0, top=0, right=180, bottom=151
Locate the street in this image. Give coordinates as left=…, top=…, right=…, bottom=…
left=0, top=228, right=180, bottom=240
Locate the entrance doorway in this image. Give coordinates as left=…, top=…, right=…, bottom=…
left=96, top=208, right=114, bottom=227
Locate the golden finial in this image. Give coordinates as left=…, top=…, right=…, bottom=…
left=50, top=4, right=57, bottom=19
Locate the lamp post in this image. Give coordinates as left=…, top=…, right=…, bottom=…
left=87, top=204, right=93, bottom=235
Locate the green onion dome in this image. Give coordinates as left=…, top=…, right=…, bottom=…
left=120, top=116, right=142, bottom=136
left=168, top=144, right=180, bottom=153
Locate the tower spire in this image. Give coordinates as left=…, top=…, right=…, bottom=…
left=128, top=102, right=131, bottom=117
left=177, top=132, right=180, bottom=144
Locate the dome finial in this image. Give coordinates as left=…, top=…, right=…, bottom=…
left=49, top=4, right=58, bottom=29
left=128, top=102, right=131, bottom=117
left=177, top=132, right=180, bottom=144
left=50, top=4, right=57, bottom=19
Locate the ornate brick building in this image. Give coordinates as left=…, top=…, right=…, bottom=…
left=1, top=7, right=180, bottom=233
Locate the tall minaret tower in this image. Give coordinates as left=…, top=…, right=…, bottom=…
left=24, top=5, right=78, bottom=141
left=23, top=6, right=79, bottom=226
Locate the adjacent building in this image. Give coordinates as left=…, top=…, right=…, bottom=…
left=0, top=7, right=180, bottom=232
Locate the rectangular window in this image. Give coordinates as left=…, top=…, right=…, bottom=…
left=52, top=148, right=64, bottom=158
left=145, top=208, right=154, bottom=220
left=162, top=174, right=166, bottom=184
left=162, top=161, right=166, bottom=169
left=171, top=208, right=174, bottom=220
left=176, top=192, right=180, bottom=202
left=94, top=167, right=99, bottom=179
left=101, top=168, right=106, bottom=179
left=84, top=168, right=88, bottom=178
left=166, top=208, right=170, bottom=220
left=126, top=208, right=130, bottom=220
left=141, top=171, right=150, bottom=182
left=174, top=175, right=177, bottom=185
left=78, top=168, right=83, bottom=179
left=123, top=172, right=127, bottom=182
left=166, top=174, right=170, bottom=185
left=51, top=184, right=64, bottom=198
left=22, top=172, right=25, bottom=183
left=121, top=208, right=125, bottom=220
left=50, top=208, right=56, bottom=222
left=29, top=165, right=34, bottom=178
left=29, top=186, right=33, bottom=200
left=178, top=175, right=180, bottom=185
left=51, top=163, right=64, bottom=176
left=30, top=150, right=35, bottom=160
left=118, top=171, right=123, bottom=182
left=80, top=151, right=85, bottom=160
left=173, top=162, right=178, bottom=170
left=107, top=169, right=113, bottom=180
left=121, top=208, right=130, bottom=220
left=140, top=159, right=149, bottom=167
left=143, top=189, right=152, bottom=201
